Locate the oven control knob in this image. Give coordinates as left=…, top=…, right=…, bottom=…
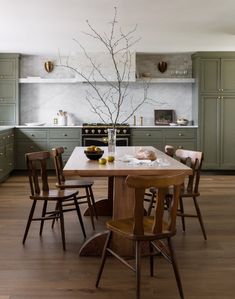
left=98, top=129, right=101, bottom=134
left=117, top=129, right=120, bottom=133
left=91, top=129, right=95, bottom=134
left=85, top=129, right=89, bottom=134
left=123, top=129, right=127, bottom=134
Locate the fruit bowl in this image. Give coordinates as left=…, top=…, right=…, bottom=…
left=84, top=150, right=104, bottom=160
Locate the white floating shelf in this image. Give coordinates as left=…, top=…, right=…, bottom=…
left=19, top=78, right=82, bottom=83
left=136, top=78, right=195, bottom=83
left=19, top=77, right=195, bottom=84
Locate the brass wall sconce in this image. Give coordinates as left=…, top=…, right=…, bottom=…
left=158, top=61, right=167, bottom=73
left=44, top=61, right=54, bottom=73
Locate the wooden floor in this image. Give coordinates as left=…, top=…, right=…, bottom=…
left=0, top=172, right=235, bottom=299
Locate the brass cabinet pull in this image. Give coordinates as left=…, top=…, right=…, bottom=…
left=63, top=134, right=68, bottom=137
left=221, top=88, right=224, bottom=91
left=63, top=146, right=68, bottom=150
left=178, top=146, right=183, bottom=149
left=178, top=133, right=183, bottom=136
left=146, top=133, right=151, bottom=136
left=31, top=134, right=35, bottom=137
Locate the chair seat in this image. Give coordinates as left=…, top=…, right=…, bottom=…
left=30, top=189, right=78, bottom=201
left=56, top=179, right=93, bottom=188
left=107, top=216, right=174, bottom=240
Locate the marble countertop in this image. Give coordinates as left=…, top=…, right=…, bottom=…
left=0, top=126, right=15, bottom=132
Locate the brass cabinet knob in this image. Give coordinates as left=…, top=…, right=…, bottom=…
left=146, top=133, right=151, bottom=137
left=178, top=133, right=183, bottom=136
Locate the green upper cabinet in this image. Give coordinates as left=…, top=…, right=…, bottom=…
left=194, top=52, right=235, bottom=93
left=0, top=58, right=17, bottom=79
left=200, top=58, right=220, bottom=92
left=0, top=54, right=19, bottom=125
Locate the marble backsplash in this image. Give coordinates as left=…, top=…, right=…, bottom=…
left=20, top=55, right=193, bottom=126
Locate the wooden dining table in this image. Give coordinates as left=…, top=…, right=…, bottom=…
left=63, top=146, right=192, bottom=256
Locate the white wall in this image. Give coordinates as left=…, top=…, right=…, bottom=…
left=20, top=55, right=193, bottom=126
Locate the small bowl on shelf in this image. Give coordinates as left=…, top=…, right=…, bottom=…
left=84, top=150, right=104, bottom=160
left=176, top=118, right=188, bottom=126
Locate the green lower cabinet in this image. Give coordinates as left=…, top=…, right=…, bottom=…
left=200, top=95, right=235, bottom=169
left=15, top=127, right=82, bottom=170
left=0, top=129, right=14, bottom=181
left=131, top=128, right=197, bottom=152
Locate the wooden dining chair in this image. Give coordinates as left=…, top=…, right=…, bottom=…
left=22, top=151, right=86, bottom=251
left=51, top=147, right=97, bottom=230
left=96, top=172, right=187, bottom=299
left=174, top=149, right=207, bottom=240
left=144, top=145, right=175, bottom=215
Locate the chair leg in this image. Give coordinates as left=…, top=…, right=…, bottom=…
left=74, top=196, right=86, bottom=239
left=22, top=200, right=37, bottom=244
left=39, top=200, right=48, bottom=236
left=192, top=196, right=207, bottom=240
left=135, top=240, right=141, bottom=299
left=179, top=197, right=186, bottom=232
left=149, top=241, right=154, bottom=277
left=57, top=201, right=66, bottom=251
left=85, top=187, right=95, bottom=230
left=96, top=231, right=112, bottom=288
left=167, top=238, right=184, bottom=299
left=51, top=200, right=59, bottom=229
left=147, top=192, right=156, bottom=216
left=89, top=186, right=98, bottom=219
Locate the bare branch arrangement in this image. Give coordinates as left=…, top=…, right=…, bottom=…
left=58, top=7, right=149, bottom=127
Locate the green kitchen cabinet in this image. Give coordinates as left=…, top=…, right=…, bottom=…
left=131, top=128, right=197, bottom=152
left=15, top=128, right=48, bottom=170
left=192, top=52, right=235, bottom=169
left=0, top=54, right=19, bottom=125
left=200, top=95, right=235, bottom=169
left=0, top=129, right=14, bottom=182
left=15, top=127, right=82, bottom=170
left=163, top=128, right=197, bottom=151
left=194, top=52, right=235, bottom=93
left=131, top=128, right=164, bottom=150
left=48, top=128, right=81, bottom=166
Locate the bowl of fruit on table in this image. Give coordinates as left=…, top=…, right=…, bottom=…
left=84, top=146, right=104, bottom=160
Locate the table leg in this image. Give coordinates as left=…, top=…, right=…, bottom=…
left=84, top=176, right=113, bottom=216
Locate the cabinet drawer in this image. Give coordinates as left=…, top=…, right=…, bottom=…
left=49, top=141, right=79, bottom=155
left=164, top=140, right=196, bottom=151
left=164, top=129, right=196, bottom=139
left=132, top=129, right=163, bottom=139
left=16, top=129, right=48, bottom=139
left=49, top=129, right=81, bottom=139
left=16, top=141, right=48, bottom=153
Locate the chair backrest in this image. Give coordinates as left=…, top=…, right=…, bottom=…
left=164, top=145, right=175, bottom=157
left=175, top=149, right=203, bottom=194
left=125, top=172, right=186, bottom=236
left=51, top=147, right=65, bottom=185
left=25, top=151, right=50, bottom=196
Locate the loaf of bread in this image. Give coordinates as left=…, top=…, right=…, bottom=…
left=135, top=148, right=157, bottom=161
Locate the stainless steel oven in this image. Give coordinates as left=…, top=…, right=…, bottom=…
left=82, top=123, right=130, bottom=147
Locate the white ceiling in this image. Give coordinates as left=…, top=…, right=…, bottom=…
left=1, top=0, right=235, bottom=55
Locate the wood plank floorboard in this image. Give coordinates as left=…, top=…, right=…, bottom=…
left=0, top=173, right=234, bottom=298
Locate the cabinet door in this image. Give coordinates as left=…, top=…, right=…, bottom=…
left=200, top=95, right=220, bottom=169
left=220, top=97, right=235, bottom=168
left=0, top=81, right=16, bottom=102
left=0, top=104, right=16, bottom=125
left=0, top=59, right=16, bottom=79
left=221, top=59, right=235, bottom=92
left=200, top=59, right=220, bottom=93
